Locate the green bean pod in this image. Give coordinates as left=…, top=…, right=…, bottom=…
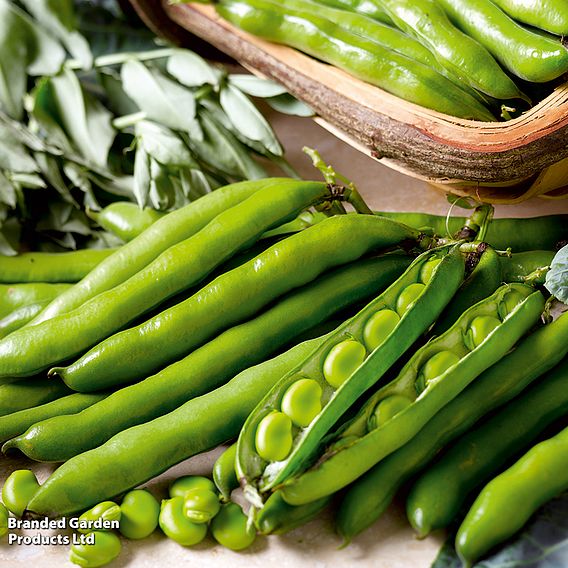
left=216, top=0, right=495, bottom=121
left=237, top=244, right=465, bottom=502
left=375, top=212, right=568, bottom=251
left=30, top=178, right=287, bottom=326
left=51, top=215, right=423, bottom=391
left=0, top=249, right=117, bottom=284
left=213, top=444, right=239, bottom=501
left=0, top=392, right=108, bottom=443
left=456, top=422, right=568, bottom=565
left=407, top=357, right=568, bottom=537
left=335, top=311, right=568, bottom=542
left=87, top=203, right=165, bottom=243
left=0, top=180, right=336, bottom=377
left=27, top=336, right=328, bottom=517
left=279, top=0, right=449, bottom=77
left=5, top=254, right=411, bottom=461
left=499, top=250, right=555, bottom=283
left=490, top=0, right=568, bottom=36
left=314, top=0, right=392, bottom=23
left=0, top=302, right=47, bottom=340
left=255, top=490, right=331, bottom=535
left=0, top=378, right=73, bottom=417
left=436, top=0, right=568, bottom=82
left=375, top=0, right=525, bottom=100
left=0, top=283, right=71, bottom=320
left=431, top=245, right=502, bottom=336
left=279, top=284, right=545, bottom=506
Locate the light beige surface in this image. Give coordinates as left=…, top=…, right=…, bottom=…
left=0, top=112, right=567, bottom=568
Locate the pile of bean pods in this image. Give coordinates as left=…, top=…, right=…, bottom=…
left=211, top=0, right=568, bottom=120
left=0, top=172, right=566, bottom=567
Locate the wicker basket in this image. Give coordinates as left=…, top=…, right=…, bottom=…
left=131, top=0, right=568, bottom=203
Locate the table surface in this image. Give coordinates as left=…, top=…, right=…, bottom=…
left=0, top=111, right=566, bottom=568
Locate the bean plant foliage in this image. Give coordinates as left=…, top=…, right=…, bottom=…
left=431, top=493, right=568, bottom=568
left=0, top=0, right=311, bottom=254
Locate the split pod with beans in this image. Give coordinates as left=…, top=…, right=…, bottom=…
left=236, top=243, right=466, bottom=505
left=276, top=283, right=545, bottom=506
left=336, top=312, right=568, bottom=542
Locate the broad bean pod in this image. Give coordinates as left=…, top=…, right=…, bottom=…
left=279, top=284, right=545, bottom=505
left=490, top=0, right=568, bottom=36
left=0, top=249, right=116, bottom=283
left=336, top=312, right=568, bottom=541
left=6, top=254, right=410, bottom=461
left=0, top=302, right=47, bottom=340
left=0, top=180, right=336, bottom=377
left=29, top=178, right=286, bottom=326
left=0, top=378, right=72, bottom=417
left=312, top=0, right=392, bottom=23
left=27, top=336, right=329, bottom=517
left=374, top=0, right=525, bottom=100
left=87, top=203, right=165, bottom=243
left=499, top=250, right=555, bottom=283
left=0, top=283, right=71, bottom=320
left=0, top=392, right=108, bottom=443
left=52, top=215, right=424, bottom=391
left=256, top=490, right=331, bottom=535
left=407, top=358, right=568, bottom=536
left=375, top=212, right=568, bottom=251
left=216, top=0, right=495, bottom=120
left=237, top=244, right=465, bottom=501
left=435, top=0, right=568, bottom=82
left=456, top=422, right=568, bottom=565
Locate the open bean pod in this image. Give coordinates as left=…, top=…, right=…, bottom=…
left=236, top=243, right=466, bottom=506
left=278, top=283, right=545, bottom=506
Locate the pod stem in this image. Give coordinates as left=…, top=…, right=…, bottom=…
left=455, top=203, right=494, bottom=242
left=303, top=146, right=373, bottom=215
left=522, top=266, right=550, bottom=286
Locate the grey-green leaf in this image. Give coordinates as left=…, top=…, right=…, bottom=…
left=0, top=170, right=16, bottom=208
left=0, top=0, right=30, bottom=119
left=48, top=68, right=115, bottom=166
left=167, top=49, right=222, bottom=88
left=219, top=83, right=282, bottom=156
left=21, top=0, right=92, bottom=69
left=228, top=74, right=287, bottom=98
left=135, top=120, right=197, bottom=167
left=121, top=60, right=198, bottom=133
left=133, top=145, right=151, bottom=209
left=0, top=122, right=39, bottom=173
left=265, top=93, right=314, bottom=117
left=545, top=245, right=568, bottom=304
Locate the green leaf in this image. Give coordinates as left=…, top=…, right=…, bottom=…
left=228, top=74, right=287, bottom=97
left=135, top=120, right=197, bottom=167
left=0, top=0, right=30, bottom=119
left=190, top=110, right=266, bottom=180
left=63, top=161, right=99, bottom=210
left=167, top=49, right=223, bottom=88
left=20, top=0, right=92, bottom=69
left=98, top=69, right=139, bottom=116
left=431, top=493, right=568, bottom=568
left=133, top=145, right=151, bottom=208
left=179, top=168, right=214, bottom=201
left=7, top=1, right=66, bottom=77
left=219, top=83, right=282, bottom=156
left=0, top=170, right=16, bottom=208
left=148, top=158, right=176, bottom=210
left=9, top=173, right=46, bottom=189
left=48, top=68, right=115, bottom=166
left=545, top=245, right=568, bottom=304
left=265, top=93, right=314, bottom=117
left=34, top=152, right=78, bottom=206
left=0, top=121, right=39, bottom=173
left=121, top=60, right=199, bottom=134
